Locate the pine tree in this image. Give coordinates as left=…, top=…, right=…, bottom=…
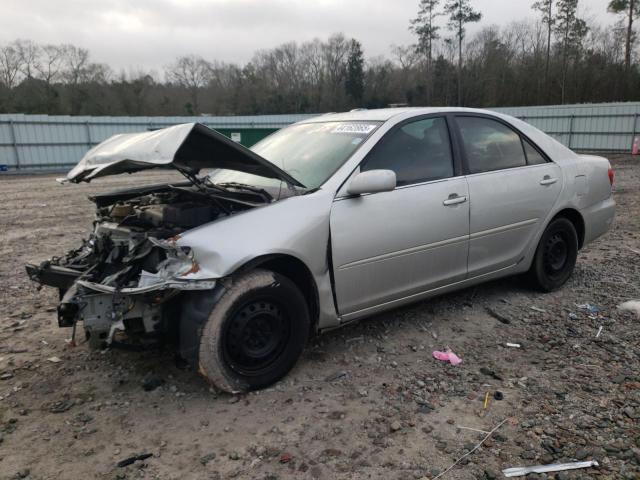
left=444, top=0, right=482, bottom=106
left=532, top=0, right=554, bottom=83
left=410, top=0, right=442, bottom=70
left=345, top=39, right=364, bottom=105
left=608, top=0, right=639, bottom=70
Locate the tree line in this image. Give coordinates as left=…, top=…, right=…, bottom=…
left=0, top=0, right=638, bottom=116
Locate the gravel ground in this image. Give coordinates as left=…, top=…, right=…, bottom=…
left=0, top=156, right=638, bottom=480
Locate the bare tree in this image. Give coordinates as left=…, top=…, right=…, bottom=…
left=165, top=55, right=211, bottom=114
left=0, top=42, right=22, bottom=88
left=15, top=40, right=40, bottom=80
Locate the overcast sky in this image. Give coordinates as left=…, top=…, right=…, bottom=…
left=1, top=0, right=616, bottom=74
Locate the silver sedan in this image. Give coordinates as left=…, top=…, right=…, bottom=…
left=28, top=107, right=616, bottom=392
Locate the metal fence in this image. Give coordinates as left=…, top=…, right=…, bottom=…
left=0, top=113, right=315, bottom=172
left=494, top=102, right=640, bottom=152
left=1, top=102, right=639, bottom=173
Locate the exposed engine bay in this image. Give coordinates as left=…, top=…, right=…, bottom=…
left=27, top=181, right=270, bottom=349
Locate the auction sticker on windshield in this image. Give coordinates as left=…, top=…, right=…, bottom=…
left=331, top=123, right=378, bottom=135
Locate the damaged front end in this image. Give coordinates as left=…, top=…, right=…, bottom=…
left=26, top=186, right=244, bottom=348
left=26, top=122, right=302, bottom=351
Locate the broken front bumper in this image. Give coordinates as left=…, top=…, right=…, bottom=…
left=26, top=239, right=218, bottom=347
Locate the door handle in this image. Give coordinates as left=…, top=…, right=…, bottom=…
left=443, top=194, right=467, bottom=206
left=540, top=176, right=558, bottom=186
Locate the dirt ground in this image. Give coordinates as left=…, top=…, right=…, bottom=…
left=0, top=156, right=639, bottom=480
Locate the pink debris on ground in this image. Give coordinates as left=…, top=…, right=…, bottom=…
left=432, top=349, right=462, bottom=365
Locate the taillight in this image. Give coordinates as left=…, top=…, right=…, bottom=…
left=608, top=166, right=614, bottom=186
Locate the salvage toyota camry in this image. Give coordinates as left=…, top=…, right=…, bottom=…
left=27, top=108, right=615, bottom=392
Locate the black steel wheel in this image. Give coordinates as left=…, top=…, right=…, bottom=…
left=528, top=217, right=578, bottom=292
left=223, top=298, right=291, bottom=376
left=198, top=269, right=309, bottom=393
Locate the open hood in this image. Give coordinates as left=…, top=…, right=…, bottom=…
left=65, top=122, right=304, bottom=187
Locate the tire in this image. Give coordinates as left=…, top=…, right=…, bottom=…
left=198, top=269, right=310, bottom=393
left=528, top=217, right=578, bottom=292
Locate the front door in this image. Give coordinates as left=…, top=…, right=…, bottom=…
left=330, top=116, right=470, bottom=316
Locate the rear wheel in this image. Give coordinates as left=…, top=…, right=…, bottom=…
left=198, top=269, right=309, bottom=393
left=528, top=217, right=578, bottom=292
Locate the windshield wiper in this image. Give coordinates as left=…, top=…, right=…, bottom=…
left=209, top=182, right=273, bottom=203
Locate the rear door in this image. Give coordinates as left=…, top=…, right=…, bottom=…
left=453, top=115, right=562, bottom=277
left=330, top=116, right=470, bottom=315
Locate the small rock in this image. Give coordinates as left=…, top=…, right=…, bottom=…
left=484, top=468, right=498, bottom=479
left=141, top=374, right=164, bottom=392
left=200, top=453, right=216, bottom=465
left=390, top=421, right=402, bottom=432
left=50, top=398, right=74, bottom=413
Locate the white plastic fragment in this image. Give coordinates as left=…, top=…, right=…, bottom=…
left=505, top=343, right=521, bottom=348
left=47, top=356, right=62, bottom=363
left=618, top=300, right=640, bottom=319
left=595, top=326, right=603, bottom=338
left=502, top=460, right=599, bottom=477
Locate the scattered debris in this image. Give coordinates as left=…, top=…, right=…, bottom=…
left=324, top=371, right=347, bottom=382
left=618, top=300, right=640, bottom=319
left=433, top=418, right=508, bottom=479
left=493, top=391, right=504, bottom=400
left=530, top=306, right=547, bottom=313
left=279, top=452, right=293, bottom=464
left=595, top=326, right=603, bottom=338
left=0, top=372, right=13, bottom=380
left=485, top=307, right=511, bottom=324
left=505, top=342, right=521, bottom=348
left=483, top=392, right=490, bottom=409
left=577, top=303, right=600, bottom=314
left=432, top=349, right=462, bottom=365
left=46, top=356, right=62, bottom=363
left=502, top=460, right=599, bottom=477
left=116, top=452, right=153, bottom=468
left=456, top=426, right=491, bottom=434
left=479, top=367, right=503, bottom=381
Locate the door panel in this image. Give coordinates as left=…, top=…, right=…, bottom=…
left=453, top=115, right=563, bottom=277
left=331, top=177, right=470, bottom=315
left=466, top=163, right=562, bottom=276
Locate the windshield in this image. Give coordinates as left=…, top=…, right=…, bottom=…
left=207, top=121, right=381, bottom=190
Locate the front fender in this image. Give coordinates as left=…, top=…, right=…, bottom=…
left=176, top=189, right=340, bottom=329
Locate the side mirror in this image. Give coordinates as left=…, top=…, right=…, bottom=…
left=347, top=169, right=397, bottom=196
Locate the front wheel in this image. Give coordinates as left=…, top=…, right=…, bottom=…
left=528, top=217, right=578, bottom=292
left=198, top=269, right=309, bottom=393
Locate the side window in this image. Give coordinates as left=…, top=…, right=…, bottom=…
left=361, top=117, right=454, bottom=186
left=523, top=139, right=547, bottom=165
left=457, top=116, right=527, bottom=174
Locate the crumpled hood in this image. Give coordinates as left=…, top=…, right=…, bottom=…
left=65, top=122, right=304, bottom=186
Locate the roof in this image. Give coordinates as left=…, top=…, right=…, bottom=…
left=300, top=107, right=503, bottom=123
